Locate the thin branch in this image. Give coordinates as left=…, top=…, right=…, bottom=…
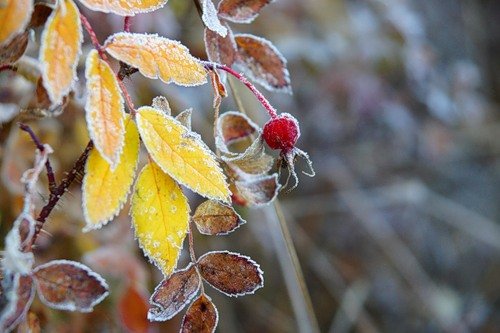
left=19, top=123, right=57, bottom=190
left=79, top=13, right=106, bottom=59
left=203, top=62, right=278, bottom=119
left=79, top=13, right=136, bottom=116
left=30, top=141, right=94, bottom=248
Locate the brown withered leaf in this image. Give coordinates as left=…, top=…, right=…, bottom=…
left=216, top=111, right=273, bottom=174
left=180, top=294, right=218, bottom=333
left=118, top=285, right=150, bottom=333
left=0, top=274, right=35, bottom=332
left=233, top=173, right=280, bottom=206
left=28, top=2, right=54, bottom=28
left=148, top=264, right=201, bottom=322
left=197, top=251, right=264, bottom=296
left=0, top=31, right=28, bottom=65
left=32, top=260, right=109, bottom=312
left=193, top=200, right=245, bottom=235
left=204, top=23, right=237, bottom=67
left=216, top=111, right=258, bottom=150
left=218, top=0, right=274, bottom=23
left=235, top=34, right=291, bottom=94
left=209, top=70, right=227, bottom=109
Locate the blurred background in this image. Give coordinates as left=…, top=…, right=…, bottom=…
left=1, top=0, right=500, bottom=332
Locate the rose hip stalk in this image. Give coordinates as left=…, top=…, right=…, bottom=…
left=262, top=113, right=315, bottom=192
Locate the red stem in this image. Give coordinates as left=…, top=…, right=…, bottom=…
left=124, top=16, right=132, bottom=32
left=79, top=12, right=136, bottom=116
left=202, top=61, right=278, bottom=119
left=79, top=13, right=106, bottom=59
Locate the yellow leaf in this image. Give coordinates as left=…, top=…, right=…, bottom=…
left=0, top=0, right=33, bottom=45
left=104, top=33, right=207, bottom=87
left=40, top=0, right=82, bottom=104
left=78, top=0, right=168, bottom=16
left=85, top=49, right=125, bottom=167
left=82, top=118, right=140, bottom=231
left=131, top=162, right=189, bottom=276
left=136, top=106, right=231, bottom=203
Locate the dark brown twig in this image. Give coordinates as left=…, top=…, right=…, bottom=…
left=19, top=123, right=57, bottom=191
left=30, top=141, right=94, bottom=247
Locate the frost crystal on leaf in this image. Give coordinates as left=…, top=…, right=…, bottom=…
left=148, top=264, right=201, bottom=321
left=197, top=251, right=264, bottom=297
left=32, top=260, right=109, bottom=312
left=234, top=33, right=292, bottom=94
left=180, top=294, right=219, bottom=333
left=201, top=0, right=228, bottom=37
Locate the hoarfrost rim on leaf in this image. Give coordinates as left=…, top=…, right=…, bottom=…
left=77, top=0, right=169, bottom=16
left=32, top=259, right=109, bottom=312
left=197, top=250, right=264, bottom=297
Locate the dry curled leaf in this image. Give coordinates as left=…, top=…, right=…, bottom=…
left=0, top=0, right=33, bottom=45
left=0, top=31, right=29, bottom=65
left=216, top=111, right=273, bottom=174
left=235, top=34, right=291, bottom=94
left=118, top=285, right=150, bottom=333
left=204, top=23, right=237, bottom=85
left=197, top=251, right=264, bottom=296
left=217, top=0, right=274, bottom=24
left=82, top=118, right=140, bottom=231
left=78, top=0, right=168, bottom=16
left=233, top=173, right=280, bottom=207
left=85, top=49, right=126, bottom=167
left=0, top=274, right=35, bottom=333
left=193, top=200, right=245, bottom=235
left=180, top=294, right=218, bottom=333
left=105, top=33, right=207, bottom=87
left=40, top=0, right=82, bottom=104
left=136, top=106, right=231, bottom=203
left=200, top=0, right=227, bottom=37
left=148, top=264, right=201, bottom=321
left=32, top=260, right=109, bottom=312
left=131, top=162, right=190, bottom=276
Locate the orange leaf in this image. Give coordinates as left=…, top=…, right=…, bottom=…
left=40, top=0, right=82, bottom=104
left=0, top=0, right=33, bottom=45
left=105, top=32, right=207, bottom=87
left=78, top=0, right=168, bottom=16
left=85, top=49, right=125, bottom=167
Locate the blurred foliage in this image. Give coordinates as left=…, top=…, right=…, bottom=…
left=1, top=0, right=500, bottom=332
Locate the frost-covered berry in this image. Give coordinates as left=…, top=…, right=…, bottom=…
left=262, top=113, right=300, bottom=151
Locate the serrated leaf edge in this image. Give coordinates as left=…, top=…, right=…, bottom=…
left=147, top=263, right=201, bottom=322
left=136, top=107, right=231, bottom=203
left=32, top=259, right=109, bottom=313
left=81, top=119, right=140, bottom=232
left=197, top=250, right=264, bottom=297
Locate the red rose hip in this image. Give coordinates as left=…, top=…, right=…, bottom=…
left=262, top=113, right=300, bottom=151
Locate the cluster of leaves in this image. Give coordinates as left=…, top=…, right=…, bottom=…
left=0, top=0, right=311, bottom=331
